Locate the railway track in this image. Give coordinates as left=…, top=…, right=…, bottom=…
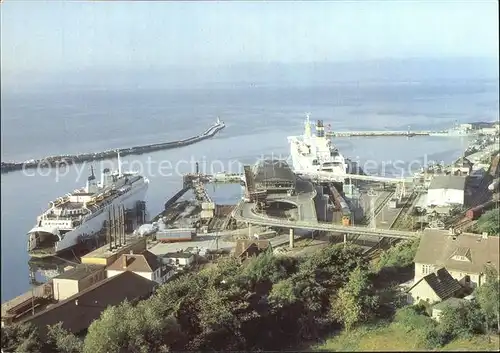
left=454, top=217, right=476, bottom=232
left=364, top=191, right=417, bottom=259
left=390, top=192, right=417, bottom=230
left=363, top=191, right=395, bottom=226
left=349, top=191, right=394, bottom=244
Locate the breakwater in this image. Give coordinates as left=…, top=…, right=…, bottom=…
left=326, top=131, right=429, bottom=137
left=1, top=120, right=225, bottom=174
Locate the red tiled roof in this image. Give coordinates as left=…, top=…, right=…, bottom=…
left=107, top=250, right=160, bottom=273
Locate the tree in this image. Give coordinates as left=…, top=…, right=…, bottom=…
left=268, top=278, right=298, bottom=307
left=374, top=239, right=419, bottom=272
left=46, top=322, right=84, bottom=353
left=329, top=266, right=379, bottom=331
left=1, top=323, right=44, bottom=353
left=438, top=301, right=484, bottom=338
left=83, top=300, right=181, bottom=353
left=476, top=265, right=500, bottom=333
left=476, top=209, right=500, bottom=235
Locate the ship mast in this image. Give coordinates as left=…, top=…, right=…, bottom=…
left=304, top=113, right=312, bottom=138
left=117, top=150, right=122, bottom=177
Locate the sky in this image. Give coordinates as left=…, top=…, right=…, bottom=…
left=1, top=1, right=498, bottom=76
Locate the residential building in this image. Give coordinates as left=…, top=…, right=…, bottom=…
left=52, top=264, right=106, bottom=301
left=20, top=271, right=156, bottom=337
left=407, top=268, right=462, bottom=305
left=431, top=297, right=468, bottom=322
left=413, top=229, right=500, bottom=289
left=107, top=250, right=174, bottom=284
left=161, top=251, right=195, bottom=268
left=426, top=175, right=467, bottom=207
left=451, top=157, right=473, bottom=176
left=233, top=239, right=271, bottom=261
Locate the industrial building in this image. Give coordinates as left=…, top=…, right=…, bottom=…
left=52, top=264, right=106, bottom=301
left=426, top=175, right=467, bottom=207
left=81, top=237, right=147, bottom=267
left=251, top=158, right=297, bottom=194
left=19, top=272, right=156, bottom=337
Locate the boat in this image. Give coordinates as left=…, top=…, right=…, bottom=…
left=287, top=114, right=361, bottom=182
left=429, top=122, right=479, bottom=138
left=27, top=152, right=149, bottom=258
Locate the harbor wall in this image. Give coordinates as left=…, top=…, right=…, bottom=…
left=1, top=122, right=225, bottom=174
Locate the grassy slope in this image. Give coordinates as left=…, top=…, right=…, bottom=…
left=311, top=323, right=500, bottom=352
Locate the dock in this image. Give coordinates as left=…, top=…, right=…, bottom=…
left=1, top=282, right=54, bottom=327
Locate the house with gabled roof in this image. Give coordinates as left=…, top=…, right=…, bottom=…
left=107, top=250, right=175, bottom=284
left=233, top=239, right=272, bottom=262
left=413, top=229, right=500, bottom=289
left=407, top=268, right=462, bottom=305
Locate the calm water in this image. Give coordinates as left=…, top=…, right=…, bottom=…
left=1, top=81, right=498, bottom=302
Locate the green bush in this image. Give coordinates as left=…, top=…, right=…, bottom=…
left=394, top=305, right=449, bottom=348
left=419, top=327, right=448, bottom=349
left=439, top=301, right=484, bottom=339
left=476, top=209, right=500, bottom=236
left=374, top=239, right=419, bottom=272
left=394, top=305, right=435, bottom=333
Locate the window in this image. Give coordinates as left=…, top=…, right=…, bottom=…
left=422, top=264, right=433, bottom=275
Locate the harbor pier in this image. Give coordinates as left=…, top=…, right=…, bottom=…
left=1, top=119, right=225, bottom=174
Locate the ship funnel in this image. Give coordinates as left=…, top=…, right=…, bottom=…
left=316, top=119, right=325, bottom=138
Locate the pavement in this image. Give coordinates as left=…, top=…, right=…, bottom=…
left=265, top=179, right=318, bottom=222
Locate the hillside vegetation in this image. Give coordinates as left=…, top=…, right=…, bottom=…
left=2, top=238, right=498, bottom=352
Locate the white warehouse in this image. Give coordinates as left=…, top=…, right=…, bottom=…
left=426, top=175, right=467, bottom=207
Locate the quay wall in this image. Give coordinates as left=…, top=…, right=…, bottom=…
left=1, top=122, right=225, bottom=174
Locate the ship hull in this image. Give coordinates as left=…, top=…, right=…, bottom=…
left=28, top=181, right=148, bottom=258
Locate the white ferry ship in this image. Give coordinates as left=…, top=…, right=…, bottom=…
left=27, top=152, right=149, bottom=258
left=287, top=114, right=355, bottom=182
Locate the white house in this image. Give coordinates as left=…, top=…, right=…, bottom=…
left=413, top=229, right=500, bottom=289
left=161, top=252, right=195, bottom=268
left=426, top=175, right=467, bottom=207
left=107, top=250, right=175, bottom=284
left=451, top=157, right=473, bottom=176
left=407, top=268, right=462, bottom=305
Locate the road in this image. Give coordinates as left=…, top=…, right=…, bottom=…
left=233, top=200, right=419, bottom=240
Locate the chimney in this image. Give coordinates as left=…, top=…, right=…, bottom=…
left=122, top=255, right=127, bottom=269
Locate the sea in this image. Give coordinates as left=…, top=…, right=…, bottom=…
left=1, top=77, right=499, bottom=302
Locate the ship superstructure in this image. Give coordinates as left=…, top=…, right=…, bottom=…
left=27, top=152, right=149, bottom=258
left=287, top=114, right=348, bottom=182
left=429, top=122, right=478, bottom=137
